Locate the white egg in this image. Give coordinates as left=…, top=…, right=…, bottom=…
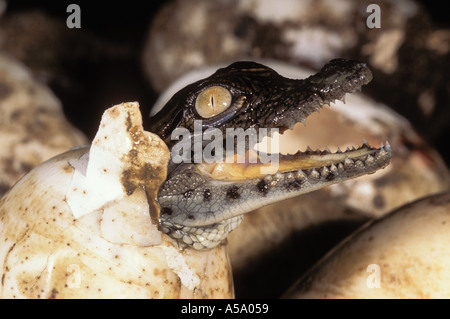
left=284, top=192, right=450, bottom=298
left=0, top=102, right=233, bottom=298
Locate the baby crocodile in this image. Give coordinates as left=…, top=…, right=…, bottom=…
left=149, top=59, right=392, bottom=250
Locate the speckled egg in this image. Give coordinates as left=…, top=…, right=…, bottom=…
left=0, top=102, right=233, bottom=298
left=0, top=52, right=88, bottom=198
left=284, top=192, right=450, bottom=298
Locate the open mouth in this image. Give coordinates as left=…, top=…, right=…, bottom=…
left=151, top=59, right=393, bottom=249
left=197, top=140, right=391, bottom=182
left=158, top=132, right=392, bottom=250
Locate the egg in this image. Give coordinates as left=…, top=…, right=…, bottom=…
left=284, top=192, right=450, bottom=298
left=0, top=53, right=88, bottom=198
left=0, top=102, right=233, bottom=298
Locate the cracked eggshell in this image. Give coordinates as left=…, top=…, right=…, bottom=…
left=0, top=102, right=233, bottom=299
left=284, top=192, right=450, bottom=298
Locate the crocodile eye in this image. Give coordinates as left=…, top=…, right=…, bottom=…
left=195, top=86, right=232, bottom=118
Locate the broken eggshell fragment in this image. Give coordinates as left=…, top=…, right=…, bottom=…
left=0, top=102, right=233, bottom=298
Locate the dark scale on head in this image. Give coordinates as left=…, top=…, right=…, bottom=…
left=256, top=179, right=269, bottom=195
left=226, top=186, right=240, bottom=200
left=203, top=189, right=212, bottom=201
left=161, top=206, right=173, bottom=216
left=326, top=170, right=336, bottom=181
left=183, top=190, right=193, bottom=199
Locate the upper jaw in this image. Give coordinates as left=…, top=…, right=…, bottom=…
left=260, top=59, right=373, bottom=133
left=149, top=59, right=373, bottom=142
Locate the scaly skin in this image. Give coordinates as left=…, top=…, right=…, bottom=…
left=149, top=59, right=392, bottom=250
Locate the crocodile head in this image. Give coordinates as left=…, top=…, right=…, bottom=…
left=148, top=59, right=392, bottom=250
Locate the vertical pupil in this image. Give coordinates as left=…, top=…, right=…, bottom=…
left=195, top=86, right=232, bottom=118
left=210, top=94, right=215, bottom=110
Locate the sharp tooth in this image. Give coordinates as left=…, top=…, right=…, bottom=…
left=321, top=166, right=329, bottom=178
left=362, top=137, right=369, bottom=146
left=286, top=172, right=295, bottom=183
left=344, top=157, right=354, bottom=168
left=377, top=147, right=387, bottom=158
left=365, top=154, right=375, bottom=165
left=336, top=147, right=342, bottom=153
left=324, top=146, right=331, bottom=154
left=306, top=146, right=313, bottom=153
left=355, top=160, right=364, bottom=169
left=351, top=146, right=356, bottom=151
left=330, top=164, right=338, bottom=174
left=310, top=169, right=320, bottom=179
left=337, top=163, right=344, bottom=172
left=296, top=169, right=306, bottom=179
left=345, top=147, right=350, bottom=152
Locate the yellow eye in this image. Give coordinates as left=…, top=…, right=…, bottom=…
left=195, top=86, right=232, bottom=118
